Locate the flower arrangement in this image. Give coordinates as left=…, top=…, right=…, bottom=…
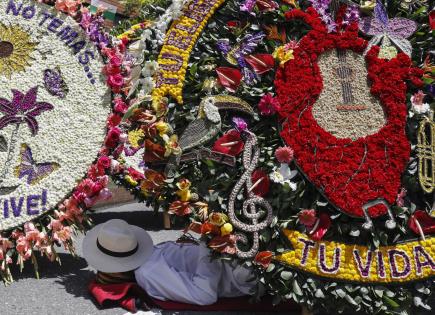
left=0, top=0, right=127, bottom=283
left=106, top=0, right=434, bottom=313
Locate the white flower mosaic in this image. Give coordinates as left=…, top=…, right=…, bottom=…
left=0, top=0, right=110, bottom=230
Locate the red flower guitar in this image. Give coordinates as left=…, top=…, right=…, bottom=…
left=275, top=8, right=423, bottom=225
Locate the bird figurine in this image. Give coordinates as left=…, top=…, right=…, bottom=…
left=164, top=95, right=254, bottom=177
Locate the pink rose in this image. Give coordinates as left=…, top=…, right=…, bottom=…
left=113, top=98, right=128, bottom=114
left=107, top=74, right=124, bottom=93
left=97, top=156, right=111, bottom=170
left=105, top=127, right=121, bottom=148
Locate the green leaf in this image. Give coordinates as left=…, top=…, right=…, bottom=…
left=383, top=295, right=400, bottom=308
left=125, top=102, right=143, bottom=120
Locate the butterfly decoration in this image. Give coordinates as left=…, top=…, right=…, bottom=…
left=14, top=144, right=60, bottom=186
left=359, top=0, right=417, bottom=57
left=43, top=67, right=69, bottom=99
left=216, top=32, right=266, bottom=84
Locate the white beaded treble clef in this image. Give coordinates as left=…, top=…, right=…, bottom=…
left=227, top=131, right=273, bottom=258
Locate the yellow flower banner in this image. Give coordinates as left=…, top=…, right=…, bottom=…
left=152, top=0, right=225, bottom=104
left=275, top=230, right=435, bottom=283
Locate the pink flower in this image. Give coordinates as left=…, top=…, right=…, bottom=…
left=53, top=226, right=73, bottom=244
left=396, top=188, right=406, bottom=207
left=258, top=93, right=280, bottom=115
left=97, top=156, right=111, bottom=170
left=55, top=0, right=81, bottom=16
left=107, top=113, right=122, bottom=128
left=298, top=209, right=317, bottom=227
left=109, top=56, right=122, bottom=68
left=113, top=98, right=128, bottom=114
left=275, top=146, right=294, bottom=163
left=107, top=74, right=124, bottom=93
left=105, top=127, right=121, bottom=148
left=16, top=236, right=32, bottom=260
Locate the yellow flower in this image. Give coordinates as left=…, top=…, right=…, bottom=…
left=125, top=175, right=138, bottom=186
left=128, top=129, right=145, bottom=148
left=151, top=97, right=169, bottom=117
left=220, top=223, right=233, bottom=236
left=176, top=179, right=192, bottom=201
left=361, top=0, right=376, bottom=11
left=273, top=45, right=294, bottom=67
left=155, top=121, right=170, bottom=136
left=0, top=24, right=37, bottom=78
left=176, top=179, right=191, bottom=190
left=209, top=212, right=229, bottom=226
left=176, top=189, right=191, bottom=202
left=163, top=134, right=182, bottom=157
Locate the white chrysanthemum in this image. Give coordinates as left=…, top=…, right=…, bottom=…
left=142, top=61, right=159, bottom=77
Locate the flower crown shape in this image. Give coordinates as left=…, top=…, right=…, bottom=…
left=274, top=7, right=423, bottom=221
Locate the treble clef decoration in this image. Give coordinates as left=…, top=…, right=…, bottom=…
left=227, top=130, right=273, bottom=258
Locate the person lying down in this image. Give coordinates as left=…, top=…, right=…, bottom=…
left=82, top=219, right=257, bottom=306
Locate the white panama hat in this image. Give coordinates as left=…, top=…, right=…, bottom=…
left=82, top=219, right=154, bottom=273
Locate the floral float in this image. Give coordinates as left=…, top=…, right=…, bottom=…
left=108, top=0, right=434, bottom=313
left=0, top=0, right=126, bottom=282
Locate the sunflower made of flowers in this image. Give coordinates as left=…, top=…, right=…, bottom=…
left=0, top=24, right=37, bottom=78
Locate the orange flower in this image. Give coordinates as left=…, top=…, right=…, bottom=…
left=208, top=234, right=237, bottom=254
left=168, top=201, right=192, bottom=216
left=140, top=170, right=165, bottom=196
left=254, top=251, right=273, bottom=268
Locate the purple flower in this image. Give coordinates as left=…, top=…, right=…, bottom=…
left=232, top=117, right=248, bottom=132
left=240, top=0, right=256, bottom=14
left=0, top=87, right=54, bottom=135
left=309, top=0, right=337, bottom=32
left=343, top=5, right=360, bottom=25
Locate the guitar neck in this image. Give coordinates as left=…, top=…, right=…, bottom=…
left=336, top=49, right=355, bottom=105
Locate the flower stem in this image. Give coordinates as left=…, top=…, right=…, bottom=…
left=0, top=123, right=20, bottom=182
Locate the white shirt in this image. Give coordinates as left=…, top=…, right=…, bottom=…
left=135, top=242, right=256, bottom=305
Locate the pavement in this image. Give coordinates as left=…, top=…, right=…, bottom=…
left=0, top=202, right=289, bottom=315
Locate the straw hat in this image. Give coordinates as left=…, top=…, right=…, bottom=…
left=82, top=219, right=154, bottom=273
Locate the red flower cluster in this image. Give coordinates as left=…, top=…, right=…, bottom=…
left=274, top=9, right=423, bottom=218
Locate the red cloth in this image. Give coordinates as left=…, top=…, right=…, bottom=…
left=89, top=280, right=300, bottom=313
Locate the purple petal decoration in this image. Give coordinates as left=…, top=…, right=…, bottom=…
left=375, top=0, right=388, bottom=26
left=239, top=32, right=265, bottom=56
left=11, top=89, right=24, bottom=109
left=24, top=116, right=39, bottom=136
left=0, top=87, right=54, bottom=135
left=216, top=39, right=231, bottom=55
left=0, top=99, right=14, bottom=115
left=240, top=0, right=256, bottom=14
left=232, top=117, right=248, bottom=132
left=387, top=18, right=417, bottom=38
left=0, top=116, right=22, bottom=129
left=309, top=0, right=337, bottom=33
left=343, top=5, right=360, bottom=26
left=27, top=102, right=54, bottom=117
left=359, top=17, right=385, bottom=35
left=21, top=86, right=38, bottom=111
